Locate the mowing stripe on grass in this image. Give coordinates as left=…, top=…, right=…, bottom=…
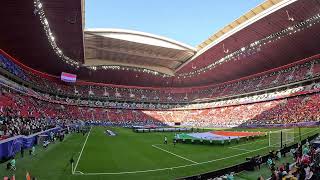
left=71, top=163, right=74, bottom=174
left=230, top=138, right=267, bottom=148
left=74, top=144, right=271, bottom=175
left=73, top=128, right=319, bottom=176
left=152, top=144, right=198, bottom=164
left=73, top=127, right=92, bottom=174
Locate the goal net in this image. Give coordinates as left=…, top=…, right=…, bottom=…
left=269, top=129, right=295, bottom=148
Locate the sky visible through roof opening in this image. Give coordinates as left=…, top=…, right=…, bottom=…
left=85, top=0, right=265, bottom=47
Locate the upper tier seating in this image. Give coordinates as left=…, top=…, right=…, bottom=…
left=0, top=54, right=28, bottom=81
left=0, top=52, right=320, bottom=103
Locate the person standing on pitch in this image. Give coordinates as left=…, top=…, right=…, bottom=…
left=20, top=146, right=24, bottom=158
left=173, top=138, right=177, bottom=147
left=164, top=136, right=167, bottom=144
left=70, top=156, right=74, bottom=171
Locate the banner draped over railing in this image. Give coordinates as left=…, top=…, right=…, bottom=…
left=0, top=127, right=60, bottom=160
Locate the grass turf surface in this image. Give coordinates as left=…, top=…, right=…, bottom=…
left=0, top=127, right=319, bottom=180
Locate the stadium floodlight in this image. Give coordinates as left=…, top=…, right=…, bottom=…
left=37, top=2, right=42, bottom=8
left=34, top=0, right=80, bottom=67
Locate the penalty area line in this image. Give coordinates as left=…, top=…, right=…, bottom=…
left=73, top=127, right=92, bottom=174
left=73, top=145, right=271, bottom=176
left=228, top=146, right=251, bottom=152
left=74, top=171, right=84, bottom=175
left=73, top=137, right=296, bottom=176
left=152, top=144, right=198, bottom=164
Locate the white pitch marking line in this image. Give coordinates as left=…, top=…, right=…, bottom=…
left=72, top=128, right=319, bottom=176
left=75, top=171, right=84, bottom=174
left=74, top=145, right=270, bottom=175
left=152, top=144, right=198, bottom=164
left=73, top=127, right=92, bottom=174
left=73, top=142, right=279, bottom=176
left=228, top=146, right=251, bottom=152
left=71, top=163, right=74, bottom=174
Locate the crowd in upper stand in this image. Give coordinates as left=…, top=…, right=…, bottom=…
left=1, top=52, right=320, bottom=140
left=1, top=52, right=320, bottom=103
left=0, top=54, right=28, bottom=81
left=28, top=59, right=320, bottom=103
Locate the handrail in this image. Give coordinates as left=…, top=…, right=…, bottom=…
left=0, top=127, right=60, bottom=144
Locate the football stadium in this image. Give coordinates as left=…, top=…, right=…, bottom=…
left=1, top=0, right=320, bottom=179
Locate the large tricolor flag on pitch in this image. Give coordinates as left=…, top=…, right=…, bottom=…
left=61, top=72, right=77, bottom=83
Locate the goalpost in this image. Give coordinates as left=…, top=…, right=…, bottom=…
left=268, top=129, right=295, bottom=148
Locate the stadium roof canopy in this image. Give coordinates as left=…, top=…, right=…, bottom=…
left=84, top=28, right=196, bottom=76
left=0, top=0, right=320, bottom=87
left=196, top=0, right=283, bottom=51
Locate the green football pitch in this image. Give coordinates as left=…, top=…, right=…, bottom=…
left=0, top=127, right=319, bottom=180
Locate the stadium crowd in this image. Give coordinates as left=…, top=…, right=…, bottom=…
left=262, top=139, right=320, bottom=180
left=26, top=57, right=320, bottom=103
left=1, top=52, right=320, bottom=104
left=0, top=51, right=320, bottom=140
left=0, top=116, right=55, bottom=140
left=0, top=81, right=320, bottom=140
